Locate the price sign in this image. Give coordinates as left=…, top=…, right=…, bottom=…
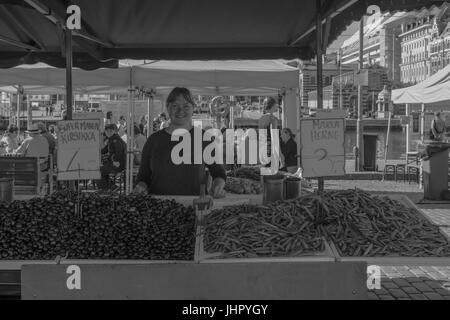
left=57, top=119, right=101, bottom=180
left=300, top=118, right=345, bottom=178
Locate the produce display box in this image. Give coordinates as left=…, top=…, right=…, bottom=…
left=329, top=194, right=450, bottom=266
left=194, top=210, right=336, bottom=263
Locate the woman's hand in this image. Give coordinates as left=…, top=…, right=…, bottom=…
left=133, top=182, right=148, bottom=194
left=209, top=178, right=226, bottom=199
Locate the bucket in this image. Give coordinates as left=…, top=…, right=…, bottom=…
left=284, top=177, right=301, bottom=200
left=262, top=174, right=285, bottom=204
left=0, top=178, right=14, bottom=203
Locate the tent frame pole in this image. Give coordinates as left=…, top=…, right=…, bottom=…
left=405, top=103, right=410, bottom=155
left=420, top=103, right=425, bottom=142
left=65, top=28, right=73, bottom=120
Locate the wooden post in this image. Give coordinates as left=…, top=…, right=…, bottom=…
left=316, top=0, right=324, bottom=192
left=356, top=16, right=365, bottom=172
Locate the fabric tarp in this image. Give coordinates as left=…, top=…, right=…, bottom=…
left=0, top=60, right=298, bottom=95
left=0, top=0, right=446, bottom=68
left=392, top=63, right=450, bottom=104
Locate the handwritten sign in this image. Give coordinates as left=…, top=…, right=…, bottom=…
left=57, top=119, right=101, bottom=180
left=300, top=118, right=345, bottom=178
left=73, top=112, right=104, bottom=132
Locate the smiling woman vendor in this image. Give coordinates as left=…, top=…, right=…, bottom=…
left=133, top=87, right=226, bottom=198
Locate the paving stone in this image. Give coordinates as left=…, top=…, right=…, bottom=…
left=379, top=295, right=396, bottom=300
left=424, top=280, right=445, bottom=289
left=421, top=209, right=450, bottom=226
left=406, top=277, right=428, bottom=283
left=374, top=288, right=389, bottom=295
left=409, top=294, right=428, bottom=300
left=367, top=292, right=379, bottom=300
left=403, top=286, right=420, bottom=294
left=412, top=282, right=434, bottom=292
left=420, top=266, right=438, bottom=272
left=392, top=278, right=411, bottom=287
left=382, top=282, right=399, bottom=289
left=389, top=289, right=409, bottom=299
left=435, top=288, right=450, bottom=296
left=427, top=273, right=449, bottom=281
left=424, top=292, right=444, bottom=300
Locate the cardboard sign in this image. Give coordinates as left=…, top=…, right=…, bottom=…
left=300, top=118, right=345, bottom=178
left=73, top=112, right=105, bottom=132
left=56, top=119, right=101, bottom=180
left=315, top=109, right=347, bottom=119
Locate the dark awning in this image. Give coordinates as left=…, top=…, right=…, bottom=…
left=0, top=0, right=446, bottom=69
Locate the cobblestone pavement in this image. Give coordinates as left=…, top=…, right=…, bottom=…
left=368, top=266, right=450, bottom=300
left=318, top=180, right=450, bottom=300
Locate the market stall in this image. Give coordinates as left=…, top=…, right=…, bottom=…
left=1, top=0, right=448, bottom=300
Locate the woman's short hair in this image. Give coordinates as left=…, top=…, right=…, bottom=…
left=264, top=97, right=277, bottom=113
left=166, top=87, right=195, bottom=109
left=106, top=111, right=113, bottom=119
left=133, top=125, right=141, bottom=136
left=6, top=124, right=18, bottom=134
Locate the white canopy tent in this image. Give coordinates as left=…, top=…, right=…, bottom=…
left=392, top=64, right=450, bottom=104
left=392, top=64, right=450, bottom=155
left=0, top=60, right=300, bottom=193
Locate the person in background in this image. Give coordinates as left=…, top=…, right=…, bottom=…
left=117, top=115, right=127, bottom=137
left=1, top=124, right=20, bottom=154
left=98, top=124, right=127, bottom=190
left=139, top=115, right=148, bottom=137
left=134, top=125, right=147, bottom=165
left=49, top=125, right=57, bottom=139
left=36, top=122, right=57, bottom=161
left=134, top=87, right=226, bottom=197
left=14, top=123, right=49, bottom=158
left=430, top=112, right=446, bottom=142
left=104, top=111, right=113, bottom=127
left=61, top=110, right=68, bottom=120
left=159, top=113, right=170, bottom=130
left=45, top=106, right=49, bottom=116
left=280, top=128, right=298, bottom=174
left=258, top=97, right=280, bottom=166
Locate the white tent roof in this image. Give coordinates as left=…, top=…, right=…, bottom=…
left=0, top=60, right=298, bottom=96
left=392, top=64, right=450, bottom=104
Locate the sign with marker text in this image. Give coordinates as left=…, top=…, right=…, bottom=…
left=300, top=117, right=345, bottom=178
left=57, top=119, right=101, bottom=180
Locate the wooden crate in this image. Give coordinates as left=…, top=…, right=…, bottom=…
left=195, top=209, right=335, bottom=263
left=328, top=195, right=450, bottom=266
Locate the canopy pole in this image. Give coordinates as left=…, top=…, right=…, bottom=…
left=27, top=94, right=32, bottom=130
left=316, top=0, right=324, bottom=192
left=16, top=86, right=22, bottom=134
left=405, top=103, right=410, bottom=155
left=420, top=103, right=425, bottom=142
left=147, top=97, right=152, bottom=137
left=65, top=28, right=73, bottom=120
left=356, top=15, right=365, bottom=172
left=8, top=93, right=13, bottom=126
left=382, top=111, right=392, bottom=181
